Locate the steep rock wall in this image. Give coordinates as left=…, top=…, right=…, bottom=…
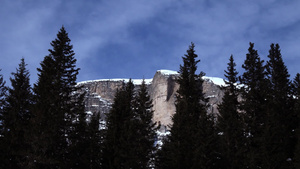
left=149, top=71, right=179, bottom=127
left=77, top=70, right=225, bottom=127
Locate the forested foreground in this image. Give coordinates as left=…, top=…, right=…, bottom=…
left=1, top=26, right=300, bottom=169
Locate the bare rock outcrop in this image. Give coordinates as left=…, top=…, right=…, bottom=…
left=77, top=70, right=225, bottom=127
left=149, top=70, right=225, bottom=127
left=149, top=70, right=179, bottom=127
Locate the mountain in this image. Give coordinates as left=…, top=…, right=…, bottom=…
left=77, top=70, right=225, bottom=129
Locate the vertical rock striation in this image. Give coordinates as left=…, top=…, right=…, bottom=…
left=77, top=70, right=225, bottom=127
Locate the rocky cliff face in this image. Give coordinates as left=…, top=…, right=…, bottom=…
left=77, top=70, right=225, bottom=127
left=149, top=70, right=179, bottom=127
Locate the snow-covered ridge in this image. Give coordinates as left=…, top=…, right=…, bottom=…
left=77, top=70, right=225, bottom=87
left=157, top=69, right=179, bottom=75
left=203, top=76, right=225, bottom=87
left=158, top=69, right=225, bottom=87
left=77, top=78, right=153, bottom=86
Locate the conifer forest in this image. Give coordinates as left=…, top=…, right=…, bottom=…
left=1, top=26, right=300, bottom=169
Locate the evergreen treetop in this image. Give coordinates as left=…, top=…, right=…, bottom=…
left=266, top=43, right=291, bottom=102
left=133, top=79, right=158, bottom=168
left=0, top=70, right=7, bottom=126
left=224, top=55, right=238, bottom=95
left=157, top=42, right=216, bottom=169
left=239, top=42, right=267, bottom=168
left=217, top=55, right=245, bottom=169
left=0, top=70, right=7, bottom=169
left=263, top=43, right=294, bottom=168
left=103, top=79, right=136, bottom=169
left=8, top=58, right=33, bottom=122
left=30, top=26, right=83, bottom=168
left=2, top=58, right=33, bottom=168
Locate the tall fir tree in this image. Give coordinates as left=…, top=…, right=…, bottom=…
left=263, top=43, right=294, bottom=168
left=102, top=80, right=136, bottom=169
left=0, top=70, right=7, bottom=169
left=293, top=73, right=300, bottom=168
left=216, top=55, right=245, bottom=169
left=29, top=26, right=83, bottom=169
left=0, top=70, right=6, bottom=118
left=131, top=79, right=158, bottom=168
left=157, top=43, right=217, bottom=169
left=0, top=70, right=7, bottom=129
left=239, top=42, right=268, bottom=168
left=67, top=107, right=102, bottom=168
left=66, top=93, right=89, bottom=169
left=86, top=112, right=102, bottom=169
left=103, top=79, right=157, bottom=169
left=1, top=58, right=33, bottom=168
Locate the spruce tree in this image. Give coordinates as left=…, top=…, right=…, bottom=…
left=67, top=95, right=102, bottom=169
left=0, top=70, right=7, bottom=169
left=293, top=73, right=300, bottom=168
left=67, top=93, right=89, bottom=169
left=86, top=112, right=102, bottom=169
left=132, top=79, right=158, bottom=168
left=29, top=26, right=83, bottom=168
left=2, top=58, right=33, bottom=168
left=216, top=55, right=245, bottom=169
left=103, top=79, right=157, bottom=168
left=157, top=42, right=216, bottom=169
left=102, top=80, right=136, bottom=168
left=192, top=112, right=221, bottom=169
left=239, top=42, right=268, bottom=168
left=0, top=70, right=7, bottom=125
left=263, top=43, right=293, bottom=168
left=0, top=70, right=6, bottom=117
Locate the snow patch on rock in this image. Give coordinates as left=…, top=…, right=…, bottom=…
left=157, top=69, right=179, bottom=76
left=203, top=76, right=225, bottom=87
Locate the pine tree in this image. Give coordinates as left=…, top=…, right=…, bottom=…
left=293, top=73, right=300, bottom=168
left=132, top=79, right=158, bottom=168
left=67, top=93, right=89, bottom=169
left=86, top=112, right=102, bottom=169
left=216, top=55, right=245, bottom=169
left=0, top=70, right=7, bottom=169
left=66, top=90, right=102, bottom=169
left=1, top=58, right=33, bottom=168
left=239, top=42, right=268, bottom=168
left=0, top=70, right=6, bottom=116
left=263, top=43, right=294, bottom=168
left=0, top=70, right=7, bottom=127
left=192, top=112, right=221, bottom=169
left=157, top=42, right=217, bottom=169
left=102, top=80, right=136, bottom=168
left=103, top=79, right=157, bottom=168
left=29, top=26, right=83, bottom=168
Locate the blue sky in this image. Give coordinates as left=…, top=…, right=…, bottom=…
left=1, top=0, right=300, bottom=84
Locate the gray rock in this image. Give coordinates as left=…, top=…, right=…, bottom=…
left=77, top=70, right=225, bottom=127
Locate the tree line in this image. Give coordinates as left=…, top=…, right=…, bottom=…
left=156, top=42, right=300, bottom=169
left=0, top=26, right=158, bottom=169
left=0, top=26, right=300, bottom=169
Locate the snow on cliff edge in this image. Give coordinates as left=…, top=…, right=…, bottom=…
left=77, top=78, right=152, bottom=86
left=77, top=70, right=225, bottom=87
left=157, top=69, right=225, bottom=87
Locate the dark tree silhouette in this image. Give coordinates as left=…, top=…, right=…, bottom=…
left=217, top=55, right=245, bottom=169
